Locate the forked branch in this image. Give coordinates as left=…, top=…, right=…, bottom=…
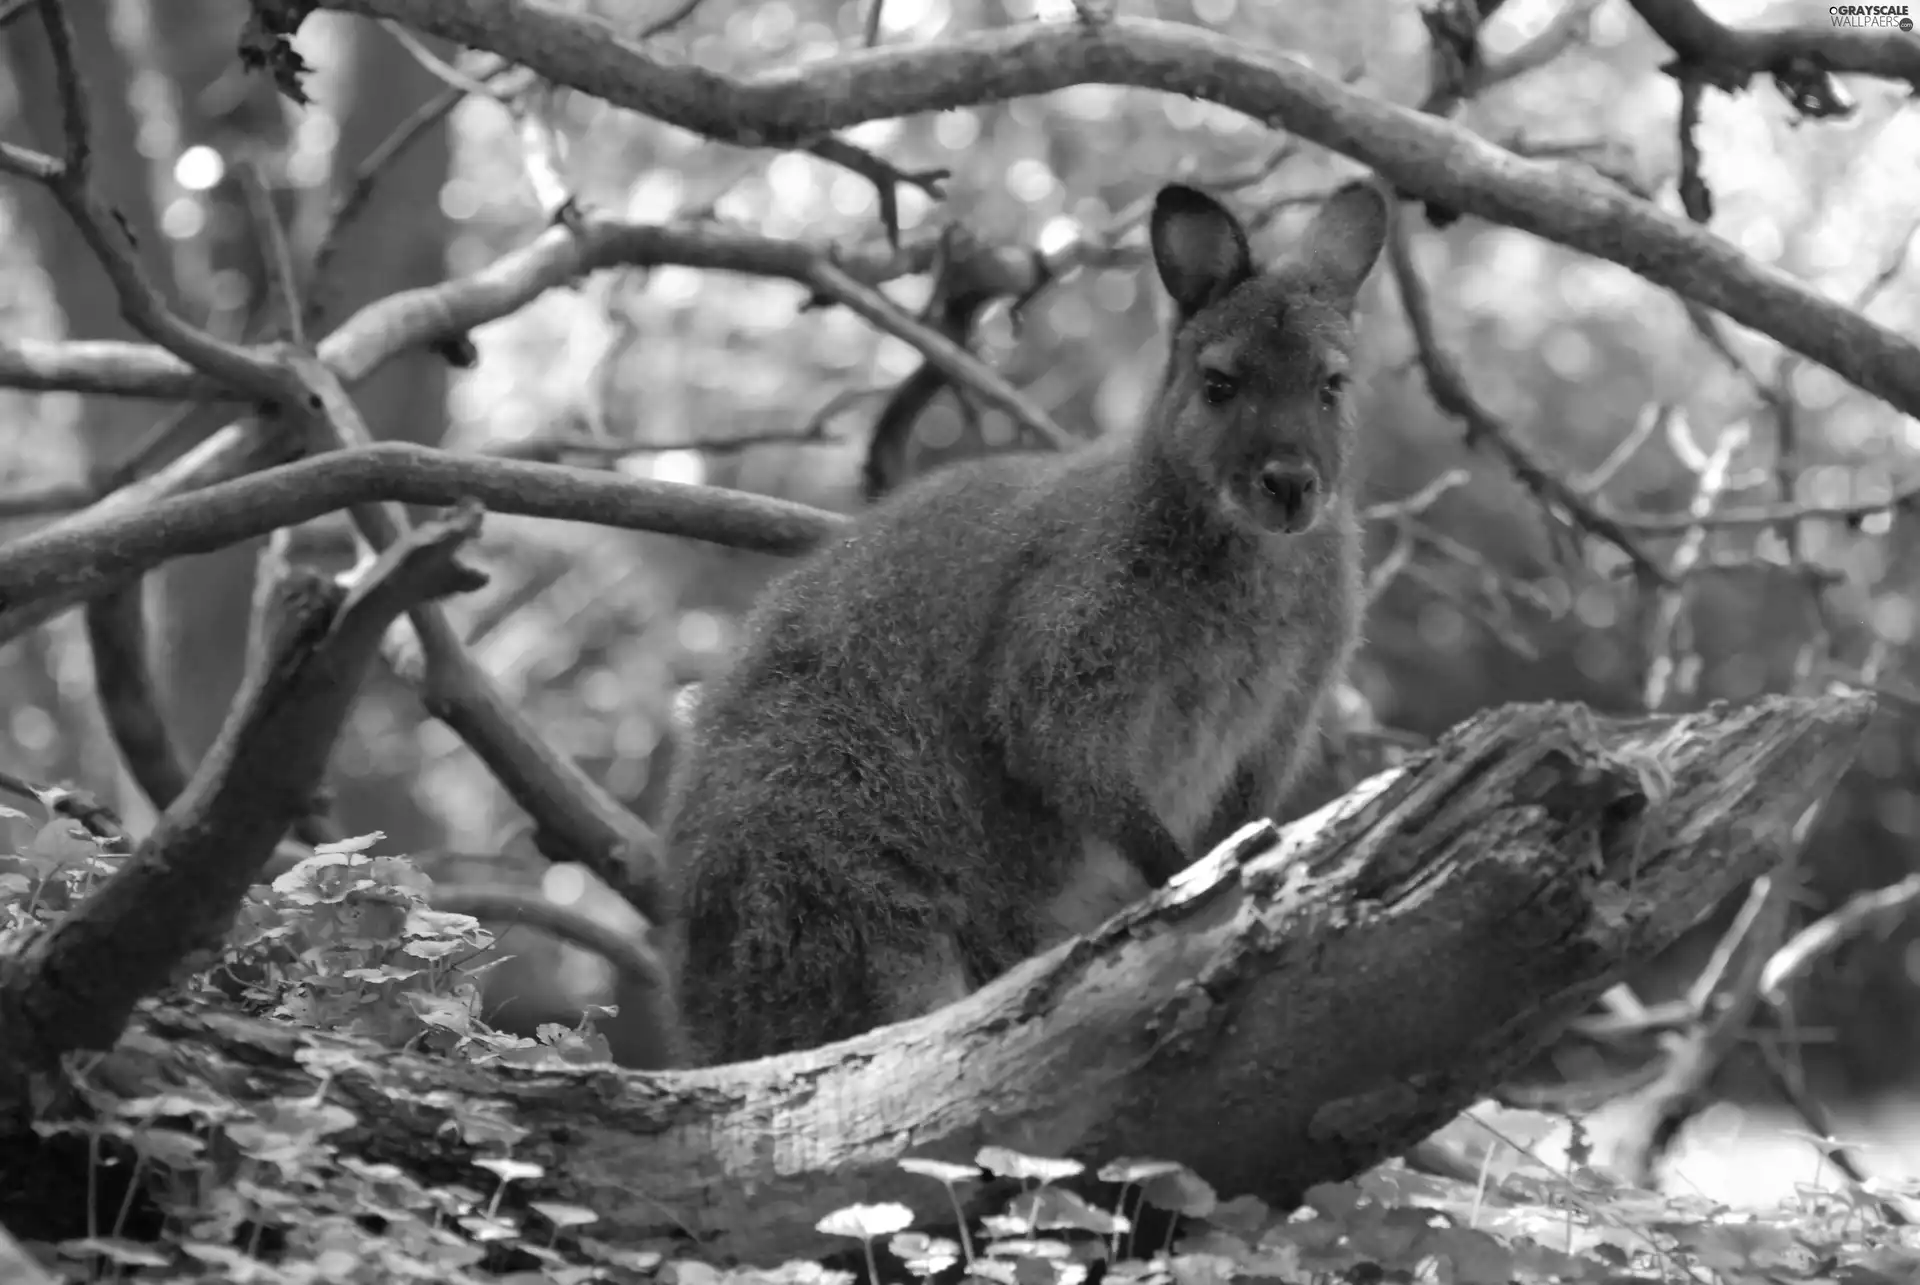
left=0, top=503, right=489, bottom=1088
left=300, top=2, right=1920, bottom=421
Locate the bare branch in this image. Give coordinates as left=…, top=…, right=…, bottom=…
left=307, top=3, right=1920, bottom=420
left=83, top=581, right=193, bottom=812
left=807, top=257, right=1075, bottom=452
left=1385, top=215, right=1669, bottom=582
left=236, top=158, right=306, bottom=346
left=306, top=62, right=512, bottom=328
left=0, top=503, right=487, bottom=1073
left=803, top=134, right=949, bottom=250
left=12, top=1, right=283, bottom=398
left=1642, top=417, right=1749, bottom=710
left=4, top=217, right=950, bottom=403
left=0, top=441, right=845, bottom=637
left=1479, top=0, right=1604, bottom=86
left=1625, top=0, right=1916, bottom=108
left=484, top=423, right=844, bottom=463
left=431, top=883, right=672, bottom=1007
left=1609, top=477, right=1920, bottom=533
left=1762, top=873, right=1920, bottom=1004
left=276, top=353, right=677, bottom=931
left=638, top=0, right=706, bottom=41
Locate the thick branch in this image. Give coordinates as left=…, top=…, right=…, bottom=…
left=311, top=4, right=1920, bottom=421
left=20, top=693, right=1871, bottom=1264
left=0, top=504, right=488, bottom=1078
left=0, top=441, right=845, bottom=632
left=0, top=220, right=944, bottom=401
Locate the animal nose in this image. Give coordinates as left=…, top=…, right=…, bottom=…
left=1256, top=460, right=1320, bottom=532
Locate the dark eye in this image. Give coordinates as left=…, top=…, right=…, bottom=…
left=1201, top=370, right=1239, bottom=406
left=1319, top=372, right=1348, bottom=407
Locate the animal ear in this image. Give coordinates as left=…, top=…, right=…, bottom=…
left=1297, top=179, right=1391, bottom=310
left=1149, top=185, right=1253, bottom=318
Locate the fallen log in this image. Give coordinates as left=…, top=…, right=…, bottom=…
left=5, top=693, right=1871, bottom=1265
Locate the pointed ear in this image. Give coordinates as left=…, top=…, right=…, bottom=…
left=1297, top=180, right=1391, bottom=309
left=1149, top=185, right=1253, bottom=317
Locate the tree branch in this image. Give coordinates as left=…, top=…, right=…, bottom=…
left=0, top=441, right=846, bottom=640
left=0, top=216, right=947, bottom=403
left=12, top=0, right=283, bottom=398
left=0, top=503, right=488, bottom=1078
left=1626, top=0, right=1918, bottom=104
left=303, top=4, right=1920, bottom=421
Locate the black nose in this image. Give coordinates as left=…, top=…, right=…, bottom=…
left=1257, top=461, right=1320, bottom=531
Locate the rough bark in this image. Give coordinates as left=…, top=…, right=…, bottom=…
left=4, top=693, right=1869, bottom=1265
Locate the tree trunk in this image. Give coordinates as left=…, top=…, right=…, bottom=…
left=4, top=694, right=1868, bottom=1265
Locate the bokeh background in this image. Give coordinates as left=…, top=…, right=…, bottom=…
left=4, top=0, right=1919, bottom=1202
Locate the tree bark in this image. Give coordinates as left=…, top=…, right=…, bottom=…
left=1, top=693, right=1869, bottom=1264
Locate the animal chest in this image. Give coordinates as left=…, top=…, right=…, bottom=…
left=1128, top=625, right=1297, bottom=854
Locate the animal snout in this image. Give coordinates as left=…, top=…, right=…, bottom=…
left=1253, top=459, right=1321, bottom=533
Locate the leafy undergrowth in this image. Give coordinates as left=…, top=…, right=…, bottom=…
left=2, top=814, right=1917, bottom=1284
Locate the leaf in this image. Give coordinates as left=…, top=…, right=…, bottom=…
left=314, top=832, right=387, bottom=856
left=475, top=1157, right=545, bottom=1184
left=1138, top=1167, right=1216, bottom=1218
left=1096, top=1157, right=1185, bottom=1185
left=901, top=1157, right=984, bottom=1185
left=1006, top=1187, right=1128, bottom=1234
left=977, top=1146, right=1084, bottom=1184
left=816, top=1201, right=916, bottom=1240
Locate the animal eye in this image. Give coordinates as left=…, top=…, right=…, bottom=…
left=1201, top=370, right=1239, bottom=406
left=1319, top=372, right=1348, bottom=407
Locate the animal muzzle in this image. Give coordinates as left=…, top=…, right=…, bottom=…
left=1250, top=459, right=1323, bottom=534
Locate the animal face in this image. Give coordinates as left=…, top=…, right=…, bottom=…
left=1148, top=181, right=1390, bottom=536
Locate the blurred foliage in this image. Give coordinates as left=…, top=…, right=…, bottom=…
left=3, top=0, right=1920, bottom=1100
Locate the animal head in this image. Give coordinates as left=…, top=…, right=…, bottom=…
left=1147, top=179, right=1390, bottom=536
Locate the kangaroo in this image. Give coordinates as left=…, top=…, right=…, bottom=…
left=660, top=179, right=1390, bottom=1064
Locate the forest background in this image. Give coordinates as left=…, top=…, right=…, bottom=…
left=2, top=0, right=1919, bottom=1208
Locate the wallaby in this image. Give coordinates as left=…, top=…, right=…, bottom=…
left=660, top=179, right=1390, bottom=1065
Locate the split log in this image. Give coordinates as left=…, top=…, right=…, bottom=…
left=6, top=693, right=1871, bottom=1265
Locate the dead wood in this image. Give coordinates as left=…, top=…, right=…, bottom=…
left=1, top=692, right=1869, bottom=1265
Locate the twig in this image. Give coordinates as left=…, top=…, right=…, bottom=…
left=1608, top=480, right=1920, bottom=533
left=1760, top=874, right=1920, bottom=1004
left=638, top=0, right=707, bottom=40
left=1575, top=403, right=1669, bottom=495
left=431, top=883, right=673, bottom=1003
left=13, top=0, right=281, bottom=399
left=1642, top=415, right=1748, bottom=710
left=803, top=134, right=948, bottom=250
left=306, top=64, right=510, bottom=327
left=82, top=582, right=193, bottom=813
left=1620, top=874, right=1789, bottom=1187
left=235, top=158, right=305, bottom=347
left=1674, top=77, right=1712, bottom=223
left=1385, top=217, right=1669, bottom=583
left=1478, top=0, right=1603, bottom=86
left=483, top=423, right=843, bottom=464
left=379, top=19, right=508, bottom=99
left=807, top=258, right=1075, bottom=452
left=277, top=354, right=678, bottom=934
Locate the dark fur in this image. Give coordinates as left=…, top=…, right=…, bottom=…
left=662, top=182, right=1391, bottom=1065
